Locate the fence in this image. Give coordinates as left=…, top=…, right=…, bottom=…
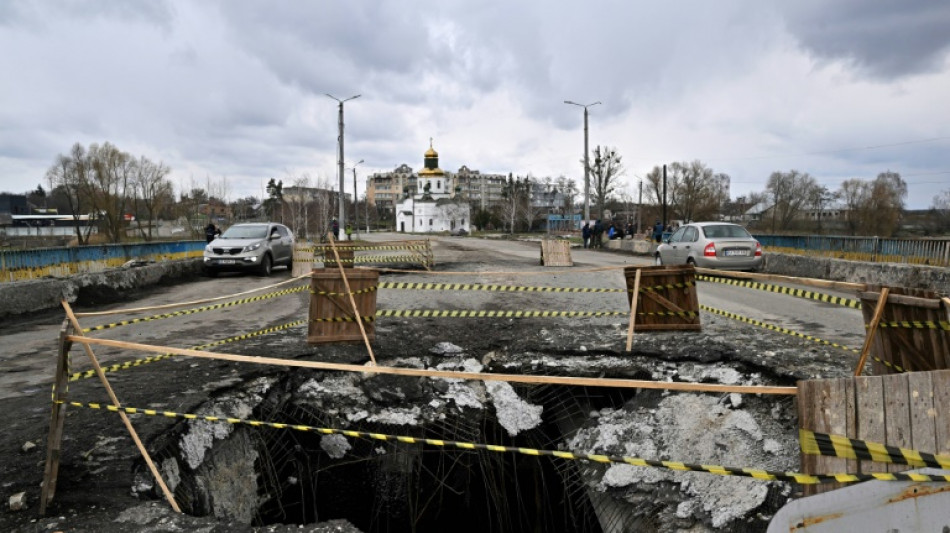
left=0, top=240, right=205, bottom=283
left=754, top=234, right=950, bottom=267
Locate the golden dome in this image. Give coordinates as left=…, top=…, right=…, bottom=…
left=424, top=147, right=438, bottom=157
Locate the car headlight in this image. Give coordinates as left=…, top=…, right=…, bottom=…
left=205, top=244, right=213, bottom=253
left=242, top=241, right=263, bottom=253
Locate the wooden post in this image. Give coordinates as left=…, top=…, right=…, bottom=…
left=625, top=269, right=642, bottom=352
left=327, top=236, right=378, bottom=365
left=855, top=287, right=889, bottom=376
left=60, top=301, right=181, bottom=513
left=39, top=319, right=72, bottom=516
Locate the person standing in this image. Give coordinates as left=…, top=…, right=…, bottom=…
left=652, top=220, right=664, bottom=243
left=344, top=224, right=353, bottom=240
left=205, top=222, right=217, bottom=243
left=592, top=220, right=604, bottom=248
left=332, top=219, right=340, bottom=240
left=581, top=222, right=591, bottom=249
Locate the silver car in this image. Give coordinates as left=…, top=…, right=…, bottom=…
left=203, top=222, right=295, bottom=276
left=654, top=222, right=762, bottom=271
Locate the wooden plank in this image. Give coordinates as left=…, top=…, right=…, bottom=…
left=818, top=379, right=851, bottom=494
left=799, top=378, right=851, bottom=495
left=855, top=287, right=889, bottom=376
left=39, top=320, right=72, bottom=516
left=858, top=291, right=943, bottom=309
left=855, top=376, right=886, bottom=474
left=882, top=373, right=912, bottom=473
left=625, top=269, right=641, bottom=352
left=843, top=378, right=857, bottom=476
left=61, top=301, right=181, bottom=513
left=907, top=371, right=937, bottom=456
left=932, top=370, right=950, bottom=455
left=798, top=379, right=819, bottom=496
left=65, top=335, right=799, bottom=395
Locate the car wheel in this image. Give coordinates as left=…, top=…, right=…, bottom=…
left=686, top=257, right=696, bottom=268
left=258, top=254, right=273, bottom=276
left=654, top=254, right=663, bottom=266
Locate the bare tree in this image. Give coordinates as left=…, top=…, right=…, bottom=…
left=589, top=146, right=624, bottom=220
left=284, top=174, right=312, bottom=239
left=86, top=142, right=134, bottom=242
left=866, top=171, right=906, bottom=237
left=45, top=143, right=93, bottom=244
left=499, top=174, right=530, bottom=233
left=667, top=161, right=719, bottom=223
left=554, top=175, right=577, bottom=214
left=838, top=172, right=906, bottom=236
left=130, top=156, right=172, bottom=241
left=766, top=170, right=820, bottom=233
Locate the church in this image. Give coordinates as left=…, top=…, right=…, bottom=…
left=395, top=141, right=471, bottom=234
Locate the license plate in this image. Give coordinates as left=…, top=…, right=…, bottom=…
left=724, top=249, right=750, bottom=257
left=218, top=259, right=236, bottom=265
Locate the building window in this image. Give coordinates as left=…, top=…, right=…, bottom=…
left=437, top=181, right=441, bottom=190
left=429, top=219, right=433, bottom=226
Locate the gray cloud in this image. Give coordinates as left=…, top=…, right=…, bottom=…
left=780, top=0, right=950, bottom=78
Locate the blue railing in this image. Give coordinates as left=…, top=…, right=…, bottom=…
left=0, top=240, right=206, bottom=282
left=753, top=234, right=950, bottom=267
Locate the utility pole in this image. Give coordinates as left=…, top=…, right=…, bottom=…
left=637, top=177, right=642, bottom=234
left=564, top=100, right=601, bottom=223
left=662, top=164, right=668, bottom=229
left=326, top=93, right=361, bottom=240
left=350, top=160, right=363, bottom=238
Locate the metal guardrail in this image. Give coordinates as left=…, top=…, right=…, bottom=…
left=0, top=240, right=205, bottom=283
left=753, top=235, right=950, bottom=267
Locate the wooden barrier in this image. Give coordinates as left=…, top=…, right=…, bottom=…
left=540, top=239, right=573, bottom=267
left=291, top=242, right=315, bottom=277
left=308, top=268, right=379, bottom=344
left=859, top=286, right=950, bottom=375
left=798, top=369, right=950, bottom=495
left=624, top=265, right=701, bottom=331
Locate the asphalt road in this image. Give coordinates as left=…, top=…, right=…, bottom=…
left=0, top=232, right=867, bottom=402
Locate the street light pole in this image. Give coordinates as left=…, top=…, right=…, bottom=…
left=326, top=93, right=361, bottom=240
left=349, top=159, right=364, bottom=238
left=564, top=100, right=601, bottom=223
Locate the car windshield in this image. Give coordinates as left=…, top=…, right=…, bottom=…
left=220, top=226, right=268, bottom=239
left=702, top=225, right=752, bottom=239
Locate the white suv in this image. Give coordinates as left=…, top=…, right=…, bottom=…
left=203, top=222, right=294, bottom=276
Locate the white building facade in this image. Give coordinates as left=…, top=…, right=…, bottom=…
left=395, top=142, right=470, bottom=234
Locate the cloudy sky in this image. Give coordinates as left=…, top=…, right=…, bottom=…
left=2, top=1, right=949, bottom=208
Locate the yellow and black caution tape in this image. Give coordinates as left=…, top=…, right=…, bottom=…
left=69, top=320, right=307, bottom=382
left=697, top=275, right=862, bottom=309
left=701, top=305, right=860, bottom=354
left=310, top=286, right=379, bottom=296
left=311, top=309, right=695, bottom=322
left=374, top=281, right=691, bottom=294
left=800, top=428, right=950, bottom=469
left=702, top=305, right=908, bottom=373
left=375, top=309, right=628, bottom=319
left=59, top=400, right=950, bottom=484
left=378, top=281, right=625, bottom=293
left=321, top=255, right=429, bottom=264
left=876, top=320, right=950, bottom=331
left=83, top=285, right=309, bottom=333
left=311, top=244, right=429, bottom=252
left=311, top=316, right=377, bottom=323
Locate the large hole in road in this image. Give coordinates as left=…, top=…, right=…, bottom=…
left=150, top=367, right=645, bottom=533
